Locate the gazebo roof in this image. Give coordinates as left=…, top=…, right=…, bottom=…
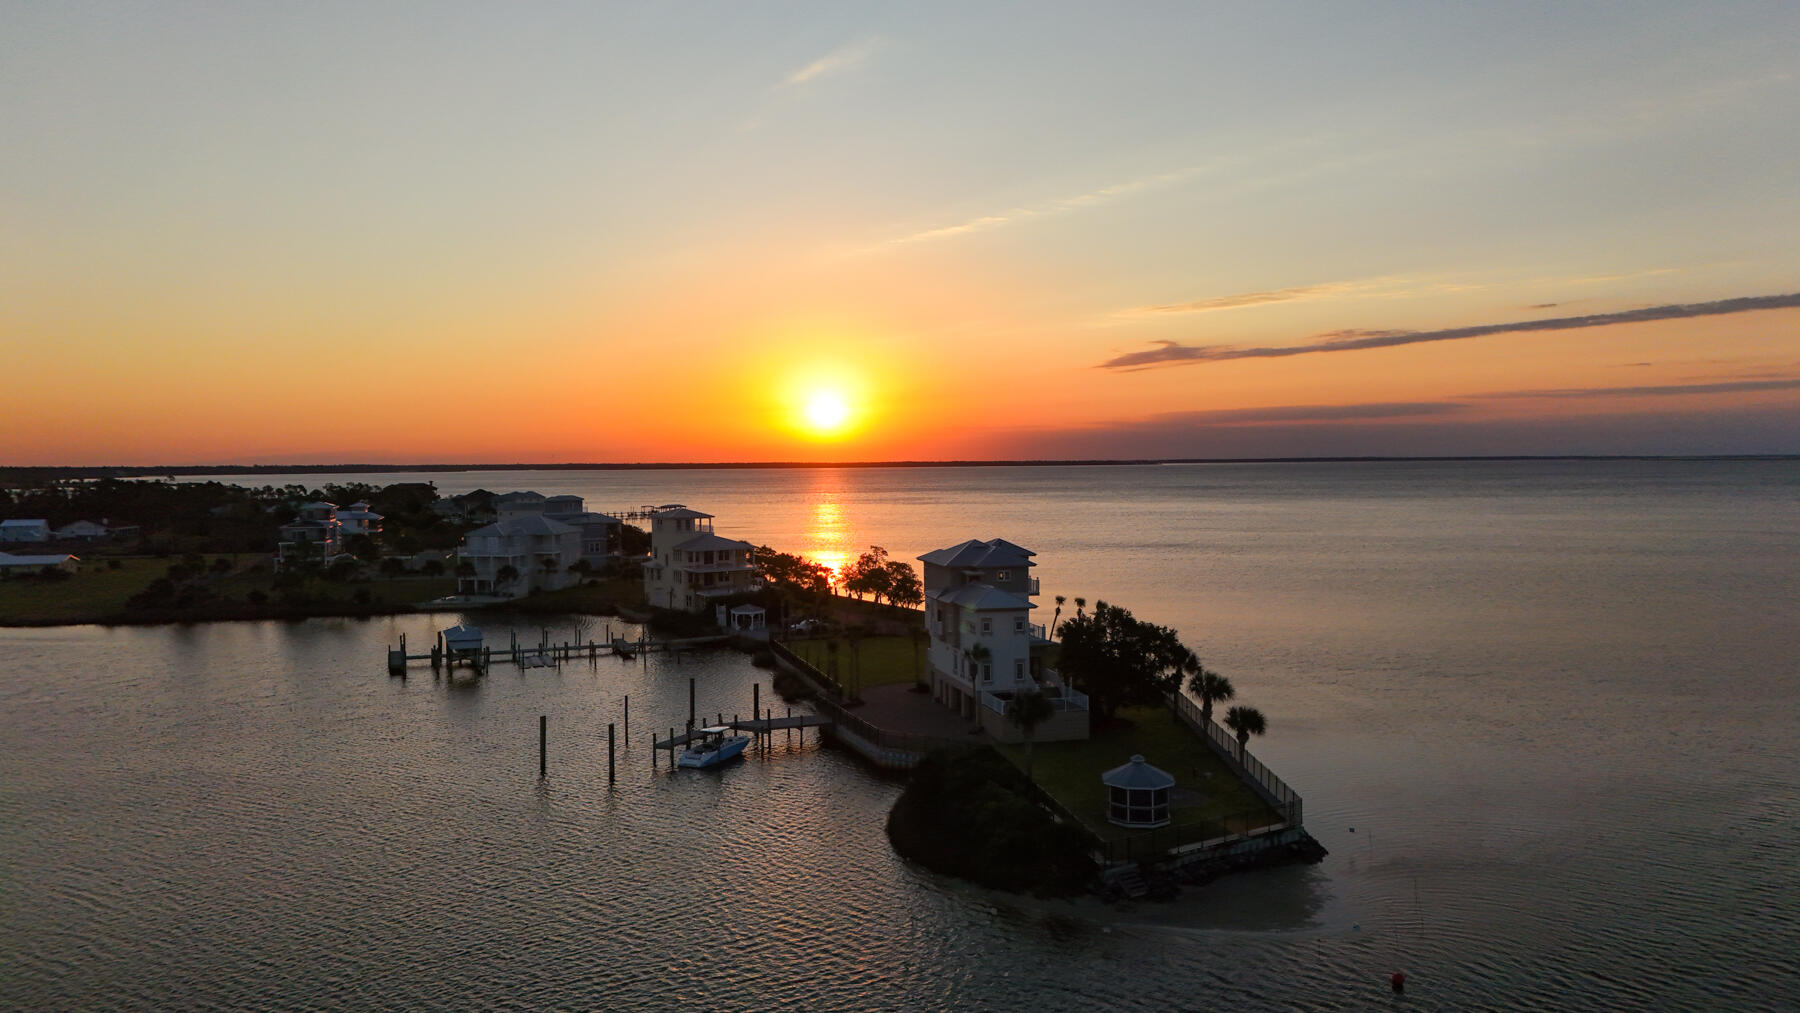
left=1101, top=755, right=1175, bottom=790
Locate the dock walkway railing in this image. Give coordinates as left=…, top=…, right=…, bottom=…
left=767, top=639, right=973, bottom=764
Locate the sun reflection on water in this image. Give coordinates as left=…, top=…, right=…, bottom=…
left=805, top=495, right=850, bottom=586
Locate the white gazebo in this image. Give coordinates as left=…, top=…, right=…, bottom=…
left=726, top=604, right=767, bottom=633
left=1102, top=754, right=1174, bottom=828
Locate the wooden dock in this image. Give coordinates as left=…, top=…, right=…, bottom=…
left=385, top=627, right=733, bottom=675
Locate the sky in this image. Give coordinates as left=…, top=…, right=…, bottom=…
left=3, top=1, right=1797, bottom=464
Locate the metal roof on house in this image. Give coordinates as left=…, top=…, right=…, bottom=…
left=674, top=532, right=753, bottom=552
left=299, top=501, right=337, bottom=511
left=917, top=538, right=1036, bottom=569
left=0, top=551, right=76, bottom=566
left=653, top=507, right=714, bottom=519
left=1, top=519, right=50, bottom=528
left=933, top=583, right=1034, bottom=611
left=1101, top=755, right=1175, bottom=790
left=465, top=515, right=579, bottom=537
left=563, top=511, right=621, bottom=525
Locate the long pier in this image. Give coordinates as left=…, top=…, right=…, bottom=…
left=385, top=628, right=732, bottom=675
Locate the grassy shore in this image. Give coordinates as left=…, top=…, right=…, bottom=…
left=0, top=554, right=656, bottom=627
left=0, top=555, right=452, bottom=626
left=995, top=705, right=1277, bottom=844
left=784, top=634, right=924, bottom=691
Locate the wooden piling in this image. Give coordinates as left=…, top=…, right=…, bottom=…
left=607, top=722, right=616, bottom=786
left=624, top=695, right=630, bottom=742
left=539, top=715, right=547, bottom=778
left=688, top=678, right=696, bottom=731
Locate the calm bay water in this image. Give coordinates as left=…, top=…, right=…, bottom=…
left=5, top=460, right=1798, bottom=1009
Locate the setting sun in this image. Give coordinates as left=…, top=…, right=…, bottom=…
left=803, top=389, right=852, bottom=435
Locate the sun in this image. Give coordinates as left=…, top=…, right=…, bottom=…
left=802, top=389, right=852, bottom=436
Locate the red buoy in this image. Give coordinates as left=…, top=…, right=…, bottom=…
left=1390, top=971, right=1406, bottom=994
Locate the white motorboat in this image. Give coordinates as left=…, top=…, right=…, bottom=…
left=677, top=726, right=750, bottom=769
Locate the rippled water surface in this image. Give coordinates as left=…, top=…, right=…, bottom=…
left=5, top=460, right=1798, bottom=1009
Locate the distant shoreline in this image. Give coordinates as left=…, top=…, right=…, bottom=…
left=7, top=454, right=1797, bottom=481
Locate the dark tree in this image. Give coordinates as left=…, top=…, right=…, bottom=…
left=1005, top=689, right=1057, bottom=777
left=884, top=559, right=923, bottom=608
left=1055, top=600, right=1188, bottom=726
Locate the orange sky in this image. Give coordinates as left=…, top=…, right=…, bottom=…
left=3, top=5, right=1797, bottom=464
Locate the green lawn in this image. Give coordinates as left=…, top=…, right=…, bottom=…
left=0, top=556, right=173, bottom=622
left=0, top=554, right=456, bottom=624
left=506, top=574, right=646, bottom=613
left=996, top=705, right=1278, bottom=844
left=786, top=634, right=925, bottom=691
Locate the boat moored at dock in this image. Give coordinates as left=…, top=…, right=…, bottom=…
left=677, top=726, right=750, bottom=768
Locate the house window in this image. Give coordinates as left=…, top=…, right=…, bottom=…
left=1015, top=659, right=1025, bottom=679
left=981, top=618, right=992, bottom=635
left=982, top=663, right=992, bottom=683
left=996, top=570, right=1009, bottom=582
left=1014, top=617, right=1026, bottom=633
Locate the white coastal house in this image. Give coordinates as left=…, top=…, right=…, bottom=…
left=919, top=537, right=1089, bottom=741
left=277, top=502, right=343, bottom=564
left=53, top=520, right=109, bottom=541
left=641, top=505, right=758, bottom=612
left=456, top=514, right=581, bottom=596
left=494, top=491, right=547, bottom=520
left=0, top=551, right=78, bottom=576
left=335, top=501, right=384, bottom=539
left=0, top=519, right=51, bottom=544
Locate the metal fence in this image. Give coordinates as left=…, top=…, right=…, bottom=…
left=1169, top=691, right=1303, bottom=822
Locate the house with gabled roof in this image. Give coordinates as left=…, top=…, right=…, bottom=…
left=0, top=519, right=51, bottom=544
left=919, top=537, right=1088, bottom=740
left=642, top=505, right=757, bottom=612
left=456, top=514, right=581, bottom=596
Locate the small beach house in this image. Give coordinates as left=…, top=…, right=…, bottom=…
left=0, top=519, right=51, bottom=544
left=277, top=502, right=343, bottom=565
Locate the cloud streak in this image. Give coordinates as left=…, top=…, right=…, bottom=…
left=1478, top=378, right=1800, bottom=399
left=1138, top=402, right=1469, bottom=425
left=783, top=39, right=877, bottom=87
left=1126, top=282, right=1358, bottom=315
left=883, top=166, right=1204, bottom=248
left=1099, top=292, right=1800, bottom=370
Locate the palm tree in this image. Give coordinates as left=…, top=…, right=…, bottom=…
left=1186, top=659, right=1236, bottom=725
left=496, top=564, right=519, bottom=590
left=1006, top=689, right=1056, bottom=777
left=964, top=643, right=992, bottom=688
left=1050, top=595, right=1066, bottom=638
left=1224, top=705, right=1267, bottom=761
left=1073, top=597, right=1087, bottom=620
left=909, top=625, right=928, bottom=689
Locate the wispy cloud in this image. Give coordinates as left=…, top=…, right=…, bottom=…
left=881, top=166, right=1205, bottom=248
left=1098, top=292, right=1800, bottom=371
left=1126, top=282, right=1361, bottom=316
left=1136, top=402, right=1470, bottom=425
left=783, top=39, right=877, bottom=88
left=1477, top=378, right=1800, bottom=400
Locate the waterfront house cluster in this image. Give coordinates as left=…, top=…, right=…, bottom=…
left=454, top=493, right=622, bottom=597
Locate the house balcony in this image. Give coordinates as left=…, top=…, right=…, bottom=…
left=676, top=560, right=756, bottom=574
left=1028, top=576, right=1040, bottom=595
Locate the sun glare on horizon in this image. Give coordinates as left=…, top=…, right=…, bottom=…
left=801, top=388, right=853, bottom=437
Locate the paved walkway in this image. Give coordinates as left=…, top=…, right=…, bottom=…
left=851, top=683, right=981, bottom=739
